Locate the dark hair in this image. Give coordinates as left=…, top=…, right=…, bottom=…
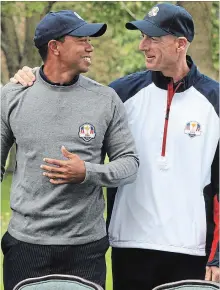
left=38, top=36, right=66, bottom=62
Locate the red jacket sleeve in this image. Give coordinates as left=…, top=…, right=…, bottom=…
left=207, top=144, right=219, bottom=267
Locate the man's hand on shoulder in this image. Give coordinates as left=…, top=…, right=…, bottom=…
left=205, top=266, right=220, bottom=282
left=10, top=66, right=36, bottom=87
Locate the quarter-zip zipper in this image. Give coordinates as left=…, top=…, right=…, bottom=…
left=161, top=81, right=183, bottom=157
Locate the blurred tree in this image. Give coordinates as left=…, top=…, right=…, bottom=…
left=1, top=1, right=56, bottom=172
left=1, top=1, right=154, bottom=85
left=1, top=1, right=219, bottom=84
left=1, top=2, right=55, bottom=82
left=211, top=2, right=219, bottom=73
left=1, top=1, right=219, bottom=172
left=178, top=1, right=219, bottom=80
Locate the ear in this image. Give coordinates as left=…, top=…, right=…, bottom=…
left=48, top=40, right=60, bottom=56
left=176, top=37, right=188, bottom=52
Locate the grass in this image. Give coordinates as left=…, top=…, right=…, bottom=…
left=1, top=173, right=112, bottom=290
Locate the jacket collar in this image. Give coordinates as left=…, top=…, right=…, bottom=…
left=152, top=56, right=202, bottom=92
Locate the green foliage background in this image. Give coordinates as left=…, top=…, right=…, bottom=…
left=211, top=2, right=219, bottom=72
left=2, top=1, right=218, bottom=85
left=0, top=2, right=219, bottom=289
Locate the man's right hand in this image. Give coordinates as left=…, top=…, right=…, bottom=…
left=10, top=66, right=36, bottom=86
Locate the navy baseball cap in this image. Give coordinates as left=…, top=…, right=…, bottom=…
left=34, top=10, right=107, bottom=48
left=126, top=3, right=194, bottom=42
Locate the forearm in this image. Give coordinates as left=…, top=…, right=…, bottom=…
left=1, top=101, right=15, bottom=181
left=207, top=194, right=219, bottom=267
left=207, top=143, right=219, bottom=267
left=1, top=138, right=14, bottom=181
left=84, top=154, right=139, bottom=187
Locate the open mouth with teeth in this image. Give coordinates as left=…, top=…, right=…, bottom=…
left=82, top=56, right=91, bottom=64
left=146, top=56, right=155, bottom=60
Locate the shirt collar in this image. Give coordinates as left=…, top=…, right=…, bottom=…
left=39, top=66, right=79, bottom=86
left=152, top=56, right=202, bottom=92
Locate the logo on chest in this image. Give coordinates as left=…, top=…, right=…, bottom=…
left=79, top=123, right=96, bottom=142
left=184, top=121, right=201, bottom=138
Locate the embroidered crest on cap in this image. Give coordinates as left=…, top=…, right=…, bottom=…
left=184, top=121, right=201, bottom=138
left=74, top=12, right=84, bottom=20
left=79, top=123, right=96, bottom=142
left=148, top=6, right=159, bottom=17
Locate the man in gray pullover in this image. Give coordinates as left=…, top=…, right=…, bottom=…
left=1, top=10, right=139, bottom=290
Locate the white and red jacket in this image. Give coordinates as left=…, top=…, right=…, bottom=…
left=107, top=56, right=219, bottom=266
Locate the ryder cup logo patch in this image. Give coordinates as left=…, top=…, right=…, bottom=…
left=148, top=6, right=159, bottom=17
left=184, top=121, right=201, bottom=138
left=79, top=123, right=96, bottom=142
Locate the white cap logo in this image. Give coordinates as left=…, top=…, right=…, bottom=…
left=148, top=6, right=159, bottom=17
left=74, top=12, right=84, bottom=20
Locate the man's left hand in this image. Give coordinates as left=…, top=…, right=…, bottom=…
left=41, top=146, right=86, bottom=184
left=205, top=266, right=220, bottom=282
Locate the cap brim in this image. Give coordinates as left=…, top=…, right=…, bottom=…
left=126, top=20, right=169, bottom=37
left=69, top=23, right=107, bottom=37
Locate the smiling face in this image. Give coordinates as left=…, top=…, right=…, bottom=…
left=57, top=35, right=94, bottom=74
left=139, top=34, right=179, bottom=73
